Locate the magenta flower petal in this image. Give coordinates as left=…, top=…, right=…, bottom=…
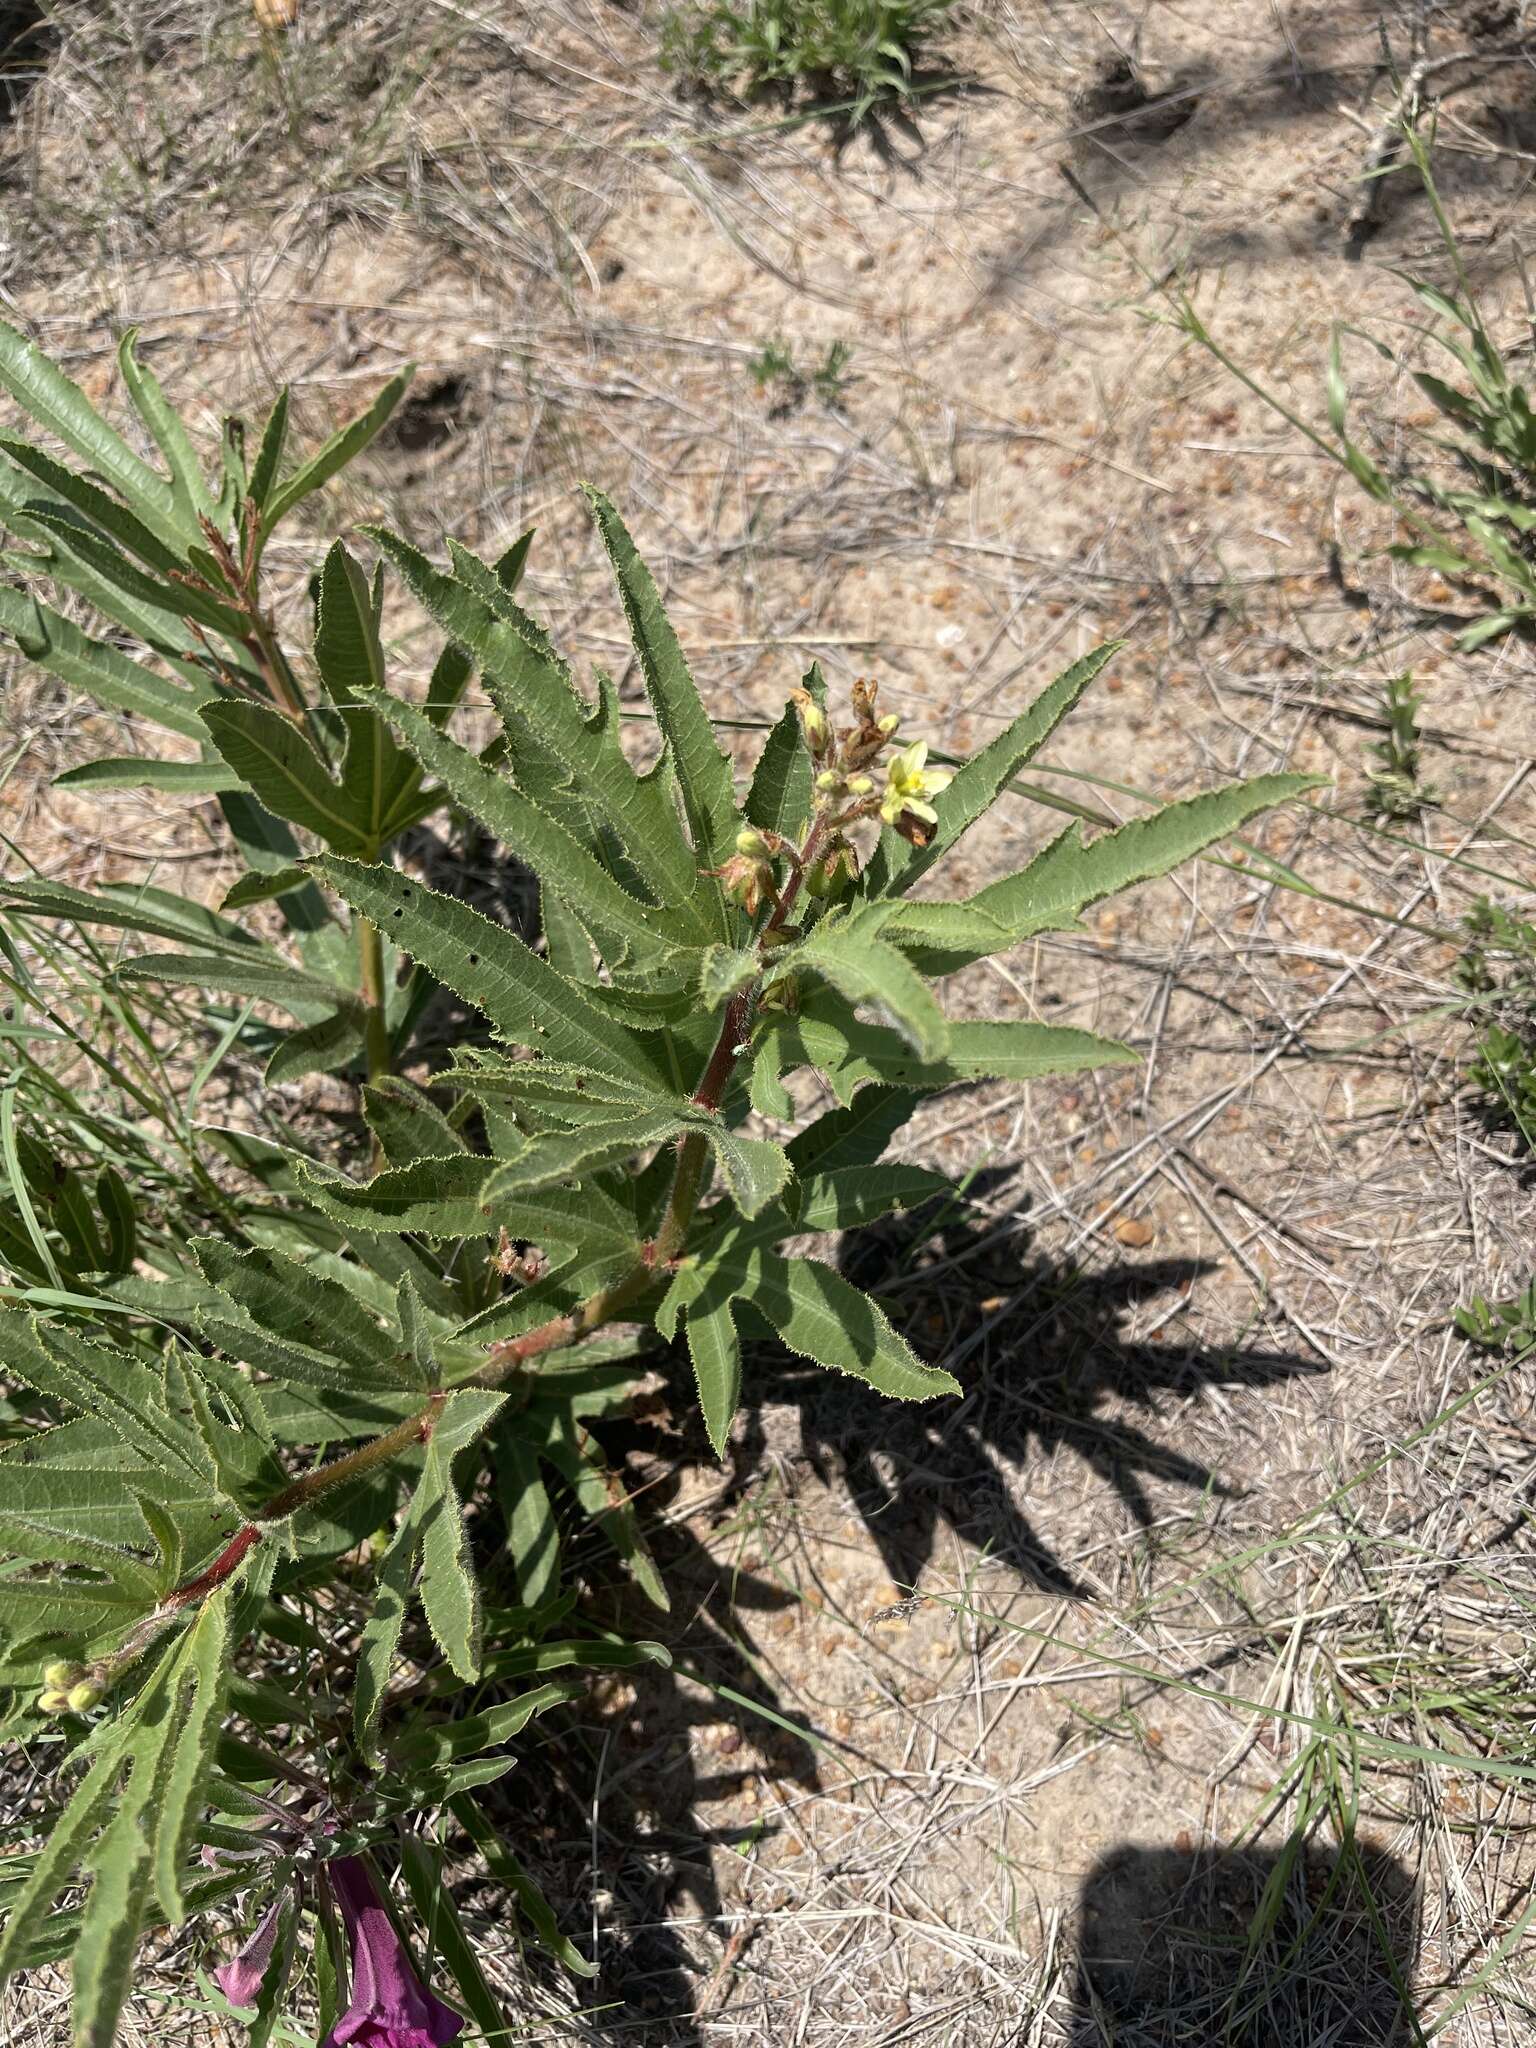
left=215, top=1895, right=285, bottom=2009
left=320, top=1857, right=463, bottom=2048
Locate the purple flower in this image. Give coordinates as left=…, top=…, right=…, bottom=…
left=322, top=1856, right=463, bottom=2048
left=215, top=1895, right=285, bottom=2009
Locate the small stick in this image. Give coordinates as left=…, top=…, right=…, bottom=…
left=694, top=1912, right=760, bottom=2020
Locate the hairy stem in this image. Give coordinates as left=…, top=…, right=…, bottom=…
left=357, top=913, right=391, bottom=1088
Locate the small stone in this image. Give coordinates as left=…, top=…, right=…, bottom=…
left=1114, top=1217, right=1156, bottom=1248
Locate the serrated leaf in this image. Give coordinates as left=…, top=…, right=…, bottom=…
left=786, top=1086, right=922, bottom=1175
left=774, top=916, right=948, bottom=1061
left=0, top=1734, right=126, bottom=1988
left=685, top=1287, right=741, bottom=1456
left=697, top=943, right=758, bottom=1010
left=584, top=486, right=739, bottom=868
left=361, top=687, right=693, bottom=952
left=154, top=1586, right=235, bottom=1921
left=701, top=1123, right=791, bottom=1219
left=266, top=1008, right=366, bottom=1084
left=480, top=1113, right=683, bottom=1205
left=746, top=696, right=813, bottom=839
left=0, top=1314, right=215, bottom=1488
left=363, top=1076, right=466, bottom=1168
left=0, top=437, right=192, bottom=577
left=246, top=390, right=290, bottom=513
left=960, top=771, right=1324, bottom=958
left=0, top=1510, right=158, bottom=1600
left=200, top=702, right=376, bottom=858
left=863, top=641, right=1121, bottom=898
left=193, top=1240, right=394, bottom=1379
left=746, top=1251, right=957, bottom=1401
left=422, top=531, right=530, bottom=731
left=353, top=1508, right=416, bottom=1762
left=264, top=367, right=414, bottom=529
left=757, top=998, right=1138, bottom=1104
left=314, top=856, right=662, bottom=1086
left=222, top=864, right=309, bottom=910
left=365, top=527, right=705, bottom=917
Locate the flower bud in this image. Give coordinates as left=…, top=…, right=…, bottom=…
left=847, top=775, right=873, bottom=795
left=877, top=713, right=900, bottom=736
left=815, top=769, right=839, bottom=792
left=792, top=692, right=828, bottom=751
left=43, top=1660, right=83, bottom=1689
left=735, top=827, right=769, bottom=858
left=66, top=1680, right=104, bottom=1713
left=38, top=1688, right=71, bottom=1714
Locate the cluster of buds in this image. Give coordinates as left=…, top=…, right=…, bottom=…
left=794, top=676, right=954, bottom=848
left=712, top=827, right=781, bottom=917
left=38, top=1660, right=105, bottom=1716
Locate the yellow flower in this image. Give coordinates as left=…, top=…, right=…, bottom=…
left=879, top=741, right=952, bottom=827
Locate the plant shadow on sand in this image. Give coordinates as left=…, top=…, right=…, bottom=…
left=475, top=1177, right=1327, bottom=2040
left=1070, top=1839, right=1420, bottom=2045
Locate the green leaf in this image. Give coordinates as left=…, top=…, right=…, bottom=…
left=116, top=331, right=216, bottom=535
left=774, top=914, right=949, bottom=1061
left=786, top=1086, right=922, bottom=1175
left=961, top=772, right=1324, bottom=958
left=361, top=687, right=694, bottom=953
left=264, top=367, right=414, bottom=529
left=863, top=641, right=1121, bottom=898
left=701, top=1123, right=791, bottom=1219
left=221, top=864, right=310, bottom=909
left=115, top=950, right=358, bottom=1017
left=389, top=1678, right=585, bottom=1768
left=266, top=1009, right=366, bottom=1084
left=314, top=540, right=387, bottom=698
left=757, top=998, right=1138, bottom=1104
left=292, top=1151, right=496, bottom=1239
left=0, top=873, right=251, bottom=951
left=398, top=1837, right=504, bottom=2045
left=365, top=526, right=704, bottom=917
left=363, top=1076, right=466, bottom=1168
left=0, top=585, right=212, bottom=738
left=423, top=530, right=531, bottom=730
left=0, top=317, right=183, bottom=547
left=746, top=695, right=813, bottom=840
left=153, top=1586, right=235, bottom=1921
left=53, top=757, right=241, bottom=795
left=193, top=1240, right=396, bottom=1381
left=584, top=486, right=739, bottom=866
left=685, top=1286, right=741, bottom=1456
left=448, top=1792, right=597, bottom=1978
left=314, top=856, right=663, bottom=1086
left=494, top=1436, right=560, bottom=1608
left=200, top=702, right=377, bottom=858
left=697, top=943, right=759, bottom=1009
left=0, top=1736, right=125, bottom=1988
left=480, top=1113, right=684, bottom=1204
left=0, top=1313, right=215, bottom=1487
left=0, top=438, right=191, bottom=577
left=246, top=390, right=290, bottom=512
left=747, top=1252, right=956, bottom=1401
left=353, top=1510, right=417, bottom=1761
